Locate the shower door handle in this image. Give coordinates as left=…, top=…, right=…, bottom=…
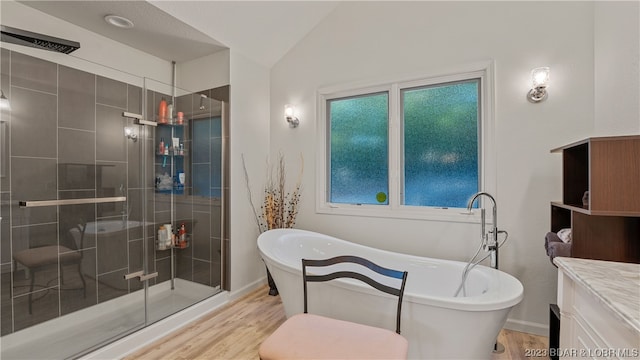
left=19, top=196, right=126, bottom=208
left=123, top=271, right=158, bottom=281
left=139, top=272, right=158, bottom=281
left=124, top=271, right=144, bottom=280
left=122, top=112, right=157, bottom=127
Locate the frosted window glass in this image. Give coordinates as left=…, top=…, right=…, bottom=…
left=402, top=80, right=479, bottom=208
left=329, top=93, right=388, bottom=204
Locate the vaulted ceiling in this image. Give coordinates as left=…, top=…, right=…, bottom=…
left=20, top=1, right=341, bottom=68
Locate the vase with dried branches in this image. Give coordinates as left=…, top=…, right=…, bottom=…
left=242, top=152, right=303, bottom=295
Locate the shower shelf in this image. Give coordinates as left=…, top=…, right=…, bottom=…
left=155, top=188, right=184, bottom=195
left=156, top=152, right=186, bottom=157
left=174, top=241, right=189, bottom=249
left=156, top=243, right=190, bottom=251
left=156, top=236, right=190, bottom=251
left=156, top=118, right=187, bottom=126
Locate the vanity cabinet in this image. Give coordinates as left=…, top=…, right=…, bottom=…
left=550, top=136, right=640, bottom=263
left=555, top=258, right=640, bottom=359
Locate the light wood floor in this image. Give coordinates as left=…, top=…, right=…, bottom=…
left=126, top=286, right=549, bottom=360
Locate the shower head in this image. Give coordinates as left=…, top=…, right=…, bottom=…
left=199, top=94, right=207, bottom=110
left=1, top=25, right=80, bottom=54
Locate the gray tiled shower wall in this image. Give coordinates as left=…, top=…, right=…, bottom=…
left=149, top=88, right=225, bottom=289
left=0, top=49, right=224, bottom=336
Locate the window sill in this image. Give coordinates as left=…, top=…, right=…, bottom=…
left=316, top=203, right=483, bottom=224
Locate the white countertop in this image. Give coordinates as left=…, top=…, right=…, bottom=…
left=554, top=257, right=640, bottom=334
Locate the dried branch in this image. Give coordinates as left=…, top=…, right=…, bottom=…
left=241, top=154, right=262, bottom=233
left=278, top=154, right=286, bottom=229
left=242, top=153, right=304, bottom=233
left=285, top=154, right=304, bottom=228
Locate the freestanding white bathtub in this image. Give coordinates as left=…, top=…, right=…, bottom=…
left=258, top=228, right=524, bottom=359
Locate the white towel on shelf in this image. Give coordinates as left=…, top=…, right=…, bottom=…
left=557, top=228, right=572, bottom=243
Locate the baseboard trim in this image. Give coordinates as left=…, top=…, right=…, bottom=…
left=504, top=317, right=549, bottom=337
left=229, top=276, right=267, bottom=302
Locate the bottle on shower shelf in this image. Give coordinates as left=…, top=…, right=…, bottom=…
left=167, top=102, right=174, bottom=123
left=158, top=138, right=164, bottom=154
left=178, top=223, right=187, bottom=248
left=157, top=225, right=167, bottom=250
left=158, top=98, right=167, bottom=123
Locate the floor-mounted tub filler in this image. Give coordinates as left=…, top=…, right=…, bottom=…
left=258, top=228, right=524, bottom=359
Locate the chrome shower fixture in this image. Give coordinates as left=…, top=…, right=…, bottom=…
left=124, top=127, right=138, bottom=142
left=1, top=25, right=80, bottom=54
left=199, top=94, right=207, bottom=110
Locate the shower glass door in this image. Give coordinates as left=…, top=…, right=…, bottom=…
left=0, top=48, right=147, bottom=359
left=144, top=78, right=223, bottom=323
left=0, top=47, right=225, bottom=360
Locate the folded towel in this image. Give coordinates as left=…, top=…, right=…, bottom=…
left=544, top=232, right=562, bottom=254
left=547, top=242, right=571, bottom=267
left=557, top=228, right=572, bottom=243
left=545, top=232, right=572, bottom=267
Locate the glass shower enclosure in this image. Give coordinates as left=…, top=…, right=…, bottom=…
left=0, top=48, right=225, bottom=359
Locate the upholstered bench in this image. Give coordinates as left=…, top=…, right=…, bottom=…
left=259, top=312, right=408, bottom=359
left=258, top=255, right=409, bottom=360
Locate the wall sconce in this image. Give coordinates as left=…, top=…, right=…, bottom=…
left=284, top=104, right=299, bottom=128
left=199, top=94, right=207, bottom=110
left=527, top=67, right=550, bottom=103
left=124, top=126, right=138, bottom=142
left=0, top=90, right=11, bottom=111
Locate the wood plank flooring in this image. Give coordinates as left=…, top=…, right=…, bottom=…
left=126, top=286, right=548, bottom=360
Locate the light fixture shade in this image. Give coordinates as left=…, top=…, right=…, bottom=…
left=0, top=90, right=11, bottom=111
left=531, top=67, right=550, bottom=88
left=284, top=104, right=295, bottom=118
left=284, top=104, right=299, bottom=128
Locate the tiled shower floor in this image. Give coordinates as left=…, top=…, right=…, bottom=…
left=1, top=279, right=220, bottom=359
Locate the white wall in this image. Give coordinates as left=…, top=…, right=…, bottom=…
left=229, top=50, right=271, bottom=296
left=176, top=50, right=230, bottom=92
left=0, top=0, right=172, bottom=86
left=594, top=1, right=640, bottom=135
left=270, top=1, right=597, bottom=335
left=172, top=48, right=270, bottom=298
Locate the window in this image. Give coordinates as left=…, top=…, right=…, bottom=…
left=317, top=65, right=494, bottom=220
left=328, top=92, right=389, bottom=205
left=402, top=80, right=479, bottom=208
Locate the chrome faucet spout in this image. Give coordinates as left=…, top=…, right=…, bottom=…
left=467, top=191, right=499, bottom=269
left=466, top=191, right=496, bottom=213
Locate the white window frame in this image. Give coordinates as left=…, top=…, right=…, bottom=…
left=316, top=61, right=495, bottom=223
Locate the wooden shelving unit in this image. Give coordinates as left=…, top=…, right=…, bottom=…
left=550, top=135, right=640, bottom=263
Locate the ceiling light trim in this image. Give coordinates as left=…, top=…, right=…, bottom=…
left=104, top=14, right=134, bottom=29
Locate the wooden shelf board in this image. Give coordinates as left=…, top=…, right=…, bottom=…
left=550, top=138, right=589, bottom=153
left=550, top=135, right=640, bottom=153
left=551, top=201, right=590, bottom=215
left=551, top=202, right=640, bottom=217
